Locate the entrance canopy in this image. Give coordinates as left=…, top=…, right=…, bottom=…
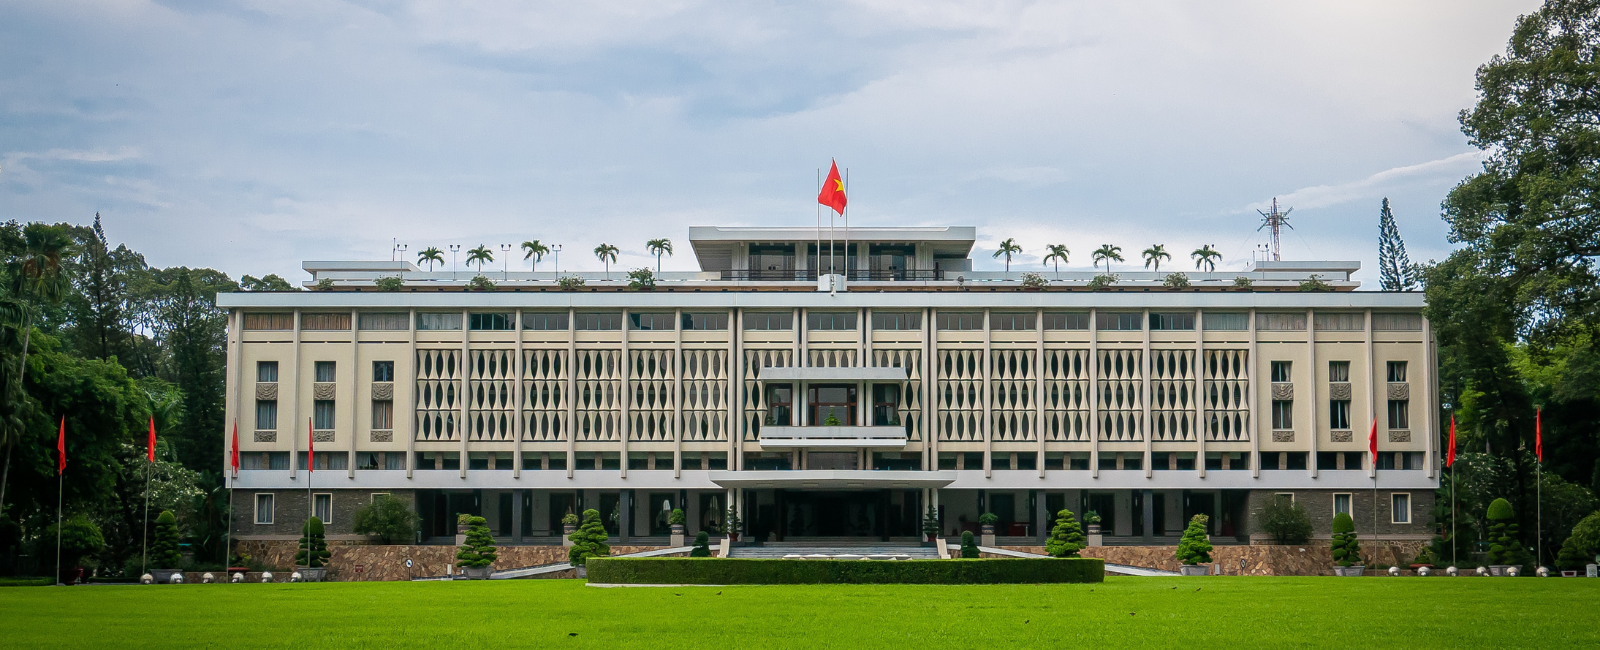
left=708, top=470, right=955, bottom=490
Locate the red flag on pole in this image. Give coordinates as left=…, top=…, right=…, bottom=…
left=230, top=421, right=240, bottom=473
left=1535, top=408, right=1543, bottom=463
left=56, top=416, right=66, bottom=475
left=147, top=415, right=156, bottom=463
left=817, top=160, right=847, bottom=215
left=1446, top=414, right=1457, bottom=468
left=307, top=417, right=314, bottom=473
left=1369, top=417, right=1379, bottom=466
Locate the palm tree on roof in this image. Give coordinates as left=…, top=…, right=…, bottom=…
left=1191, top=245, right=1221, bottom=273
left=466, top=245, right=494, bottom=275
left=521, top=240, right=549, bottom=272
left=1043, top=244, right=1070, bottom=279
left=417, top=247, right=444, bottom=272
left=594, top=243, right=619, bottom=280
left=1091, top=244, right=1124, bottom=272
left=993, top=238, right=1023, bottom=273
left=1142, top=244, right=1171, bottom=272
left=646, top=238, right=673, bottom=273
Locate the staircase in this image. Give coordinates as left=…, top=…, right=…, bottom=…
left=728, top=541, right=941, bottom=559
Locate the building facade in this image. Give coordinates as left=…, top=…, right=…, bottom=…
left=223, top=227, right=1437, bottom=547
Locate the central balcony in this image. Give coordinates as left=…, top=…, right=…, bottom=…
left=755, top=367, right=910, bottom=449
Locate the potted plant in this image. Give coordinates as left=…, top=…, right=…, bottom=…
left=45, top=514, right=104, bottom=585
left=959, top=531, right=980, bottom=558
left=294, top=516, right=331, bottom=582
left=1330, top=512, right=1363, bottom=576
left=560, top=511, right=579, bottom=547
left=1176, top=514, right=1214, bottom=575
left=1045, top=509, right=1086, bottom=558
left=669, top=508, right=687, bottom=546
left=723, top=506, right=743, bottom=543
left=149, top=510, right=183, bottom=584
left=457, top=516, right=497, bottom=579
left=689, top=531, right=712, bottom=557
left=1485, top=498, right=1528, bottom=575
left=978, top=512, right=999, bottom=536
left=921, top=504, right=941, bottom=546
left=1083, top=510, right=1103, bottom=536
left=567, top=509, right=611, bottom=577
left=1019, top=272, right=1048, bottom=291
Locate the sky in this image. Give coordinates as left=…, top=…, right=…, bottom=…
left=0, top=0, right=1543, bottom=285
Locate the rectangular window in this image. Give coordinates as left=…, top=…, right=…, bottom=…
left=1377, top=453, right=1396, bottom=470
left=358, top=312, right=409, bottom=331
left=937, top=312, right=984, bottom=331
left=416, top=312, right=463, bottom=331
left=1272, top=400, right=1293, bottom=429
left=315, top=361, right=336, bottom=382
left=1329, top=400, right=1350, bottom=430
left=1373, top=313, right=1423, bottom=331
left=1095, top=312, right=1142, bottom=331
left=574, top=312, right=622, bottom=331
left=257, top=361, right=278, bottom=383
left=372, top=400, right=393, bottom=429
left=255, top=494, right=274, bottom=524
left=807, top=311, right=857, bottom=331
left=313, top=493, right=332, bottom=523
left=990, top=312, right=1035, bottom=331
left=302, top=312, right=351, bottom=330
left=743, top=312, right=793, bottom=331
left=1270, top=361, right=1292, bottom=383
left=1149, top=312, right=1196, bottom=331
left=372, top=361, right=394, bottom=382
left=313, top=400, right=336, bottom=430
left=871, top=311, right=921, bottom=331
left=1257, top=313, right=1307, bottom=331
left=385, top=453, right=403, bottom=470
left=1203, top=312, right=1248, bottom=331
left=1392, top=493, right=1411, bottom=523
left=1387, top=361, right=1408, bottom=382
left=300, top=452, right=347, bottom=471
left=1043, top=312, right=1090, bottom=330
left=469, top=313, right=515, bottom=330
left=1388, top=400, right=1409, bottom=429
left=256, top=400, right=278, bottom=430
left=628, top=312, right=676, bottom=331
left=1328, top=361, right=1350, bottom=382
left=268, top=452, right=289, bottom=470
left=1313, top=313, right=1363, bottom=331
left=522, top=312, right=569, bottom=331
left=1333, top=493, right=1352, bottom=517
left=243, top=313, right=293, bottom=330
left=682, top=312, right=728, bottom=330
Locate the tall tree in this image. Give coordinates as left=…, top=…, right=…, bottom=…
left=1377, top=198, right=1416, bottom=291
left=992, top=238, right=1022, bottom=272
left=0, top=223, right=74, bottom=515
left=466, top=245, right=494, bottom=275
left=594, top=243, right=619, bottom=279
left=646, top=239, right=673, bottom=273
left=1191, top=245, right=1221, bottom=273
left=1042, top=244, right=1070, bottom=278
left=1091, top=244, right=1123, bottom=272
left=520, top=240, right=548, bottom=272
left=1141, top=244, right=1170, bottom=272
left=416, top=247, right=444, bottom=272
left=238, top=274, right=295, bottom=292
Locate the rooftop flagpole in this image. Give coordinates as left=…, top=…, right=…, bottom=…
left=844, top=167, right=849, bottom=281
left=816, top=167, right=821, bottom=282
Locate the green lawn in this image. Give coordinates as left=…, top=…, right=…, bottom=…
left=3, top=577, right=1595, bottom=649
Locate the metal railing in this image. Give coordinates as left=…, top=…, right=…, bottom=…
left=718, top=269, right=945, bottom=282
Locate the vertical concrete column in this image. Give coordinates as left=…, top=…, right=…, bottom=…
left=1142, top=488, right=1154, bottom=544
left=514, top=308, right=524, bottom=479
left=407, top=308, right=417, bottom=478
left=1035, top=488, right=1048, bottom=544
left=1035, top=307, right=1045, bottom=478
left=1248, top=309, right=1259, bottom=478
left=290, top=309, right=302, bottom=480
left=1195, top=309, right=1205, bottom=479
left=459, top=308, right=470, bottom=480
left=925, top=308, right=936, bottom=470
left=511, top=489, right=524, bottom=544
left=566, top=308, right=577, bottom=479
left=620, top=308, right=631, bottom=479
left=1307, top=308, right=1319, bottom=480
left=1088, top=308, right=1100, bottom=479
left=794, top=307, right=804, bottom=368
left=1365, top=309, right=1376, bottom=479
left=349, top=308, right=359, bottom=479
left=225, top=309, right=240, bottom=483
left=1423, top=314, right=1437, bottom=479
left=982, top=309, right=993, bottom=479
left=728, top=308, right=739, bottom=472
left=1142, top=308, right=1152, bottom=479
left=673, top=308, right=683, bottom=478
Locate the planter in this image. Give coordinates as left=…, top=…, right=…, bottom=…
left=1333, top=565, right=1365, bottom=577
left=1179, top=565, right=1209, bottom=576
left=58, top=567, right=84, bottom=586
left=461, top=566, right=493, bottom=580
left=575, top=566, right=587, bottom=579
left=1563, top=570, right=1578, bottom=578
left=149, top=569, right=183, bottom=584
left=298, top=567, right=327, bottom=582
left=1086, top=523, right=1101, bottom=535
left=1087, top=534, right=1103, bottom=547
left=981, top=524, right=995, bottom=536
left=1487, top=565, right=1511, bottom=576
left=562, top=524, right=576, bottom=547
left=670, top=524, right=686, bottom=547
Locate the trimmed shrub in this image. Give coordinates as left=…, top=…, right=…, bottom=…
left=978, top=512, right=999, bottom=526
left=150, top=510, right=181, bottom=569
left=1176, top=514, right=1213, bottom=565
left=1558, top=511, right=1600, bottom=570
left=456, top=516, right=497, bottom=568
left=1046, top=509, right=1086, bottom=558
left=922, top=504, right=940, bottom=539
left=352, top=494, right=417, bottom=544
left=960, top=531, right=979, bottom=558
left=690, top=532, right=711, bottom=557
left=1258, top=498, right=1313, bottom=544
left=1331, top=512, right=1361, bottom=567
left=586, top=558, right=1105, bottom=585
left=1486, top=497, right=1529, bottom=566
left=568, top=508, right=610, bottom=567
left=669, top=508, right=686, bottom=526
left=295, top=517, right=330, bottom=568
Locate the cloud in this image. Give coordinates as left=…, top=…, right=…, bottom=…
left=1245, top=151, right=1486, bottom=212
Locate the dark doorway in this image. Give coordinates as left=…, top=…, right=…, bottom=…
left=1153, top=493, right=1168, bottom=537
left=497, top=492, right=513, bottom=536
left=600, top=493, right=621, bottom=536
left=548, top=493, right=576, bottom=535
left=1088, top=493, right=1116, bottom=535
left=780, top=491, right=885, bottom=537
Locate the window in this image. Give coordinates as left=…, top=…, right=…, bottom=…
left=301, top=452, right=347, bottom=471
left=990, top=312, right=1035, bottom=331
left=1387, top=361, right=1408, bottom=382
left=314, top=400, right=336, bottom=430
left=743, top=312, right=793, bottom=331
left=268, top=452, right=289, bottom=470
left=256, top=400, right=278, bottom=430
left=1333, top=493, right=1352, bottom=517
left=1373, top=313, right=1422, bottom=331
left=1149, top=312, right=1196, bottom=330
left=1313, top=313, right=1363, bottom=331
left=871, top=311, right=921, bottom=330
left=313, top=493, right=332, bottom=523
left=372, top=400, right=393, bottom=429
left=1388, top=400, right=1409, bottom=429
left=1257, top=313, right=1307, bottom=331
left=1328, top=361, right=1350, bottom=382
left=1404, top=452, right=1426, bottom=470
left=807, top=311, right=856, bottom=331
left=1392, top=493, right=1411, bottom=523
left=1043, top=312, right=1090, bottom=330
left=358, top=312, right=409, bottom=330
left=255, top=494, right=274, bottom=524
left=1272, top=400, right=1293, bottom=429
left=302, top=312, right=351, bottom=330
left=243, top=313, right=293, bottom=330
left=1203, top=312, right=1248, bottom=330
left=1271, top=361, right=1292, bottom=383
left=1095, top=312, right=1141, bottom=331
left=416, top=312, right=462, bottom=331
left=469, top=313, right=514, bottom=330
left=1377, top=453, right=1396, bottom=470
left=1274, top=493, right=1295, bottom=505
left=682, top=312, right=728, bottom=330
left=522, top=312, right=569, bottom=331
left=1329, top=399, right=1350, bottom=430
left=937, top=312, right=984, bottom=331
left=765, top=384, right=792, bottom=426
left=373, top=361, right=394, bottom=382
left=315, top=361, right=336, bottom=382
left=574, top=312, right=622, bottom=331
left=629, top=312, right=676, bottom=331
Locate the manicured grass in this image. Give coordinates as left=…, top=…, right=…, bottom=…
left=3, top=577, right=1597, bottom=648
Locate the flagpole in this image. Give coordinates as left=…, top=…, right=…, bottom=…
left=843, top=167, right=849, bottom=281
left=141, top=457, right=150, bottom=576
left=54, top=470, right=62, bottom=585
left=816, top=167, right=821, bottom=283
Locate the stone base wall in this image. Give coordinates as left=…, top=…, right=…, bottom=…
left=233, top=540, right=667, bottom=581
left=1000, top=540, right=1428, bottom=576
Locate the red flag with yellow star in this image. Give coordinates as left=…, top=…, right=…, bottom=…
left=817, top=160, right=846, bottom=214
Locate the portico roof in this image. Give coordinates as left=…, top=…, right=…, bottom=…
left=707, top=470, right=956, bottom=490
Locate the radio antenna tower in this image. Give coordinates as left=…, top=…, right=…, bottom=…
left=1256, top=198, right=1293, bottom=261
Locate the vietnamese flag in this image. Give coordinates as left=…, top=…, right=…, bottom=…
left=1369, top=417, right=1378, bottom=467
left=230, top=421, right=240, bottom=474
left=817, top=160, right=847, bottom=215
left=56, top=416, right=65, bottom=476
left=307, top=417, right=314, bottom=473
left=147, top=415, right=156, bottom=463
left=1446, top=414, right=1457, bottom=468
left=1535, top=408, right=1543, bottom=463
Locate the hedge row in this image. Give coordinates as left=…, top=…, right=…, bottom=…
left=585, top=558, right=1104, bottom=585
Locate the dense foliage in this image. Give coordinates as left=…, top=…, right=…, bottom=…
left=1330, top=513, right=1361, bottom=568
left=295, top=517, right=330, bottom=569
left=150, top=510, right=181, bottom=569
left=1557, top=511, right=1600, bottom=569
left=1257, top=498, right=1312, bottom=545
left=42, top=513, right=104, bottom=570
left=1175, top=514, right=1213, bottom=565
left=455, top=516, right=496, bottom=568
left=568, top=508, right=610, bottom=567
left=352, top=494, right=417, bottom=544
left=585, top=557, right=1106, bottom=585
left=1045, top=509, right=1086, bottom=558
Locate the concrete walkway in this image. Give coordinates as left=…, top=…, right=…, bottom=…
left=487, top=546, right=695, bottom=580
left=979, top=546, right=1179, bottom=576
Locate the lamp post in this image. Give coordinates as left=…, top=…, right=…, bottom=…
left=500, top=244, right=513, bottom=281
left=449, top=245, right=462, bottom=281
left=392, top=239, right=407, bottom=262
left=552, top=244, right=563, bottom=274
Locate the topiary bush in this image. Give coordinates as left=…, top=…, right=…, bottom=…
left=1557, top=511, right=1600, bottom=570
left=1046, top=509, right=1086, bottom=558
left=568, top=508, right=611, bottom=567
left=1330, top=512, right=1361, bottom=567
left=669, top=508, right=686, bottom=526
left=295, top=517, right=330, bottom=568
left=922, top=504, right=941, bottom=540
left=960, top=531, right=979, bottom=558
left=456, top=516, right=497, bottom=568
left=1485, top=497, right=1529, bottom=567
left=150, top=510, right=182, bottom=569
left=352, top=494, right=417, bottom=544
left=1175, top=514, right=1213, bottom=565
left=690, top=531, right=711, bottom=557
left=1258, top=497, right=1313, bottom=544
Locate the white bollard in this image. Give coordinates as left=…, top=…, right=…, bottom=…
left=261, top=572, right=274, bottom=583
left=1446, top=566, right=1459, bottom=577
left=1537, top=566, right=1549, bottom=578
left=1418, top=566, right=1431, bottom=577
left=170, top=573, right=184, bottom=584
left=289, top=572, right=302, bottom=583
left=231, top=572, right=244, bottom=583
left=1388, top=566, right=1400, bottom=576
left=1507, top=566, right=1520, bottom=577
left=201, top=573, right=215, bottom=584
left=140, top=573, right=153, bottom=585
left=1475, top=566, right=1488, bottom=576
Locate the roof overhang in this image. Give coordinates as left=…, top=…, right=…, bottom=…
left=706, top=470, right=957, bottom=490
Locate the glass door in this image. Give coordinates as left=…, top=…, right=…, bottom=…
left=808, top=384, right=857, bottom=426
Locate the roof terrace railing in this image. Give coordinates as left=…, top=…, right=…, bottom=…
left=719, top=269, right=946, bottom=282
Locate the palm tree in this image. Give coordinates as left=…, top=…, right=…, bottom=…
left=1191, top=245, right=1222, bottom=273
left=1042, top=244, right=1070, bottom=279
left=521, top=240, right=549, bottom=272
left=1091, top=244, right=1124, bottom=272
left=992, top=238, right=1023, bottom=273
left=646, top=238, right=673, bottom=273
left=417, top=247, right=444, bottom=272
left=466, top=245, right=494, bottom=275
left=594, top=243, right=619, bottom=279
left=1142, top=244, right=1171, bottom=272
left=0, top=223, right=73, bottom=514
